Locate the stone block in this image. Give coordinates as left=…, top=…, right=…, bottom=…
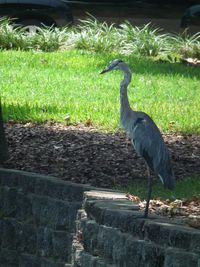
left=0, top=168, right=18, bottom=187
left=68, top=202, right=82, bottom=231
left=31, top=194, right=71, bottom=230
left=135, top=241, right=164, bottom=267
left=1, top=218, right=37, bottom=253
left=0, top=186, right=17, bottom=218
left=52, top=230, right=73, bottom=261
left=137, top=241, right=165, bottom=267
left=62, top=183, right=91, bottom=202
left=80, top=252, right=115, bottom=267
left=1, top=219, right=16, bottom=250
left=143, top=220, right=171, bottom=245
left=81, top=220, right=99, bottom=255
left=164, top=248, right=200, bottom=267
left=15, top=221, right=37, bottom=254
left=190, top=232, right=200, bottom=254
left=19, top=253, right=41, bottom=267
left=41, top=257, right=70, bottom=267
left=84, top=198, right=140, bottom=226
left=20, top=254, right=71, bottom=267
left=34, top=175, right=92, bottom=201
left=81, top=219, right=165, bottom=267
left=0, top=219, right=3, bottom=246
left=16, top=192, right=33, bottom=222
left=0, top=248, right=19, bottom=267
left=36, top=227, right=53, bottom=257
left=84, top=190, right=127, bottom=201
left=17, top=173, right=36, bottom=193
left=168, top=226, right=193, bottom=250
left=35, top=178, right=66, bottom=200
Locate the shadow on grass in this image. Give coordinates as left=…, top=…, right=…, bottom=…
left=97, top=53, right=200, bottom=80
left=2, top=102, right=66, bottom=123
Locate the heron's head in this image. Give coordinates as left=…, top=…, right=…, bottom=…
left=100, top=59, right=124, bottom=74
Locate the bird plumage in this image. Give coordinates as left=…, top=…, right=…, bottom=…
left=100, top=59, right=175, bottom=217
left=130, top=111, right=175, bottom=190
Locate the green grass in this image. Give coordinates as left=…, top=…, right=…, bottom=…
left=1, top=50, right=199, bottom=133
left=116, top=176, right=200, bottom=201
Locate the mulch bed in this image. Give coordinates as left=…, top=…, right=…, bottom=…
left=2, top=122, right=200, bottom=188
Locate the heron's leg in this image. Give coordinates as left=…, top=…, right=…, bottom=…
left=144, top=166, right=152, bottom=218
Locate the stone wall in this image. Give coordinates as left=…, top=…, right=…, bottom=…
left=73, top=191, right=200, bottom=267
left=0, top=168, right=95, bottom=267
left=1, top=168, right=200, bottom=267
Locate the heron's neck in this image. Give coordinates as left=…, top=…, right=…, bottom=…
left=120, top=71, right=132, bottom=123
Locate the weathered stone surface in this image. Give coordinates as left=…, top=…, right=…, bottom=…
left=35, top=178, right=92, bottom=202
left=40, top=257, right=69, bottom=267
left=19, top=254, right=41, bottom=267
left=36, top=227, right=53, bottom=257
left=0, top=168, right=19, bottom=187
left=75, top=192, right=200, bottom=266
left=80, top=219, right=165, bottom=267
left=80, top=252, right=115, bottom=267
left=0, top=186, right=17, bottom=217
left=84, top=190, right=127, bottom=200
left=1, top=169, right=200, bottom=267
left=0, top=220, right=3, bottom=247
left=0, top=248, right=19, bottom=267
left=20, top=254, right=70, bottom=267
left=16, top=193, right=33, bottom=222
left=190, top=232, right=200, bottom=254
left=164, top=248, right=200, bottom=267
left=1, top=219, right=16, bottom=250
left=1, top=219, right=37, bottom=253
left=68, top=202, right=82, bottom=232
left=15, top=222, right=37, bottom=254
left=0, top=169, right=84, bottom=266
left=52, top=231, right=73, bottom=261
left=17, top=173, right=36, bottom=194
left=31, top=194, right=71, bottom=230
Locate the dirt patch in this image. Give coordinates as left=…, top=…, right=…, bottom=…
left=2, top=122, right=200, bottom=188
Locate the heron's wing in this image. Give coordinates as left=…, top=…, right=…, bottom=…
left=130, top=115, right=175, bottom=189
left=130, top=117, right=160, bottom=168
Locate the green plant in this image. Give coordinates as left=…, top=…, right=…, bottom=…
left=169, top=30, right=200, bottom=59
left=30, top=25, right=70, bottom=52
left=119, top=22, right=169, bottom=56
left=74, top=15, right=119, bottom=52
left=0, top=17, right=31, bottom=50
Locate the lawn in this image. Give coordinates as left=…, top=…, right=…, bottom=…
left=1, top=49, right=200, bottom=133
left=117, top=176, right=200, bottom=201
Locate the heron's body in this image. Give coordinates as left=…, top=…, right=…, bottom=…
left=100, top=59, right=175, bottom=217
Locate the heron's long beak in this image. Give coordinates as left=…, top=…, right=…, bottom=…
left=100, top=67, right=110, bottom=74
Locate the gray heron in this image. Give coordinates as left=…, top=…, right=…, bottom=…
left=100, top=59, right=175, bottom=218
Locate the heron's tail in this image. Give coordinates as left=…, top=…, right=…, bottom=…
left=158, top=169, right=175, bottom=190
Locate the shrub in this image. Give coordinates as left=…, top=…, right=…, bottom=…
left=0, top=18, right=31, bottom=50
left=169, top=31, right=200, bottom=59
left=73, top=15, right=119, bottom=52
left=118, top=21, right=170, bottom=56
left=0, top=16, right=199, bottom=59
